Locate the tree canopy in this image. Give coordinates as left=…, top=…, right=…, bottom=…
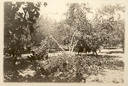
left=4, top=2, right=47, bottom=55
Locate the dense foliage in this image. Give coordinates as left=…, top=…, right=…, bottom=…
left=4, top=53, right=124, bottom=82
left=4, top=2, right=44, bottom=56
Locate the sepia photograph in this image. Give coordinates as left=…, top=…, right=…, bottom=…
left=1, top=0, right=128, bottom=85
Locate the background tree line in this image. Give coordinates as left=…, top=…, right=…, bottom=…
left=4, top=2, right=125, bottom=56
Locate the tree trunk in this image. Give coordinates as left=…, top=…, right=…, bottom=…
left=50, top=35, right=66, bottom=53
left=69, top=30, right=77, bottom=51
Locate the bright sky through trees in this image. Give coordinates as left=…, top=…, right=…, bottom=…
left=40, top=0, right=125, bottom=22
